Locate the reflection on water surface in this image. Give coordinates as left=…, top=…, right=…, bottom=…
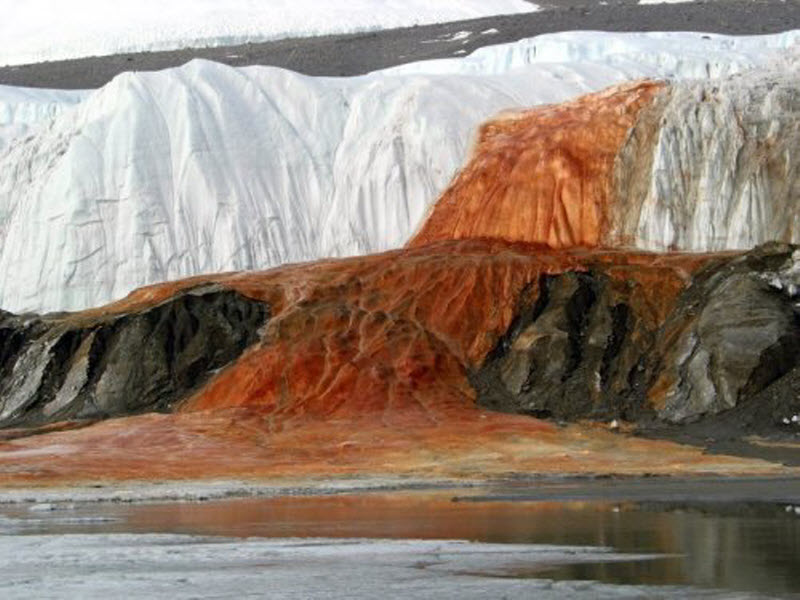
left=2, top=489, right=799, bottom=597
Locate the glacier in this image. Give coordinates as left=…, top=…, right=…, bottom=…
left=0, top=0, right=537, bottom=67
left=0, top=86, right=87, bottom=151
left=0, top=31, right=799, bottom=313
left=615, top=66, right=800, bottom=251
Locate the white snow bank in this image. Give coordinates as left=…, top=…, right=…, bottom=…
left=0, top=31, right=798, bottom=313
left=0, top=86, right=87, bottom=151
left=386, top=29, right=800, bottom=78
left=0, top=534, right=718, bottom=600
left=0, top=0, right=537, bottom=67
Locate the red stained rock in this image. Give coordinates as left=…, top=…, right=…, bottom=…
left=182, top=241, right=701, bottom=419
left=0, top=241, right=780, bottom=488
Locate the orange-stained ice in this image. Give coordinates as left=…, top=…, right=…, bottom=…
left=409, top=81, right=664, bottom=249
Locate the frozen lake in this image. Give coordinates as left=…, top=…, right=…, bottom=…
left=1, top=485, right=799, bottom=598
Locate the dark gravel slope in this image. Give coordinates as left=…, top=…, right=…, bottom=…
left=1, top=0, right=799, bottom=89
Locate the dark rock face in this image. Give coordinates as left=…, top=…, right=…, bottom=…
left=2, top=242, right=798, bottom=438
left=0, top=286, right=268, bottom=429
left=470, top=271, right=654, bottom=422
left=649, top=244, right=800, bottom=423
left=473, top=244, right=800, bottom=427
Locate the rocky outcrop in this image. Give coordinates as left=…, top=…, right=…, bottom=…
left=647, top=244, right=800, bottom=422
left=2, top=241, right=797, bottom=433
left=169, top=242, right=800, bottom=432
left=1, top=241, right=791, bottom=486
left=0, top=286, right=268, bottom=428
left=470, top=270, right=657, bottom=422
left=472, top=244, right=800, bottom=426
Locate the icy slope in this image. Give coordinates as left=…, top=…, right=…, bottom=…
left=0, top=31, right=798, bottom=313
left=385, top=29, right=800, bottom=78
left=0, top=0, right=536, bottom=67
left=618, top=68, right=800, bottom=251
left=413, top=62, right=800, bottom=253
left=0, top=85, right=87, bottom=151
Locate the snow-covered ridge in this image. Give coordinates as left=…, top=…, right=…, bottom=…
left=0, top=31, right=798, bottom=314
left=0, top=86, right=87, bottom=151
left=0, top=0, right=537, bottom=67
left=386, top=29, right=800, bottom=78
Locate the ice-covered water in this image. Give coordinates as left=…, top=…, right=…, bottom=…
left=0, top=535, right=685, bottom=600
left=1, top=492, right=797, bottom=599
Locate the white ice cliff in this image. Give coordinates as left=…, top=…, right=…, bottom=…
left=0, top=86, right=87, bottom=151
left=616, top=66, right=800, bottom=251
left=0, top=31, right=799, bottom=313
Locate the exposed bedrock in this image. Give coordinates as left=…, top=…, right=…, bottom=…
left=473, top=243, right=800, bottom=426
left=180, top=241, right=800, bottom=432
left=0, top=241, right=798, bottom=435
left=471, top=271, right=654, bottom=422
left=0, top=286, right=268, bottom=429
left=648, top=244, right=800, bottom=423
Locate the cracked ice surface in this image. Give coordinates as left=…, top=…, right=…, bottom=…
left=0, top=85, right=87, bottom=151
left=0, top=534, right=763, bottom=599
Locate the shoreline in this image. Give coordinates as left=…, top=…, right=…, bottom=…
left=2, top=473, right=800, bottom=506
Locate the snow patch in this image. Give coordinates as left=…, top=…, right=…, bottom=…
left=385, top=29, right=800, bottom=77
left=0, top=0, right=537, bottom=67
left=0, top=534, right=721, bottom=600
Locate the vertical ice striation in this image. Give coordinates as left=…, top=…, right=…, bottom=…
left=0, top=32, right=798, bottom=313
left=615, top=64, right=800, bottom=251
left=0, top=85, right=87, bottom=151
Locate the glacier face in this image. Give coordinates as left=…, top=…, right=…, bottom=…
left=385, top=29, right=800, bottom=79
left=0, top=85, right=87, bottom=151
left=0, top=31, right=799, bottom=313
left=614, top=64, right=800, bottom=251
left=0, top=0, right=537, bottom=67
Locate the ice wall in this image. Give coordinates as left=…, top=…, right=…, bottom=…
left=615, top=66, right=800, bottom=250
left=0, top=31, right=797, bottom=313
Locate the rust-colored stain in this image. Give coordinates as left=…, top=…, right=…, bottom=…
left=0, top=406, right=783, bottom=487
left=409, top=81, right=664, bottom=249
left=0, top=241, right=784, bottom=487
left=182, top=241, right=710, bottom=421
